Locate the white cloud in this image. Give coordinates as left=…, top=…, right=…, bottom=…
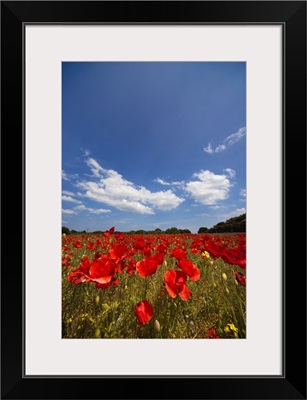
left=62, top=170, right=69, bottom=181
left=203, top=127, right=246, bottom=154
left=240, top=188, right=246, bottom=198
left=62, top=208, right=77, bottom=215
left=223, top=168, right=236, bottom=178
left=154, top=178, right=170, bottom=186
left=215, top=144, right=226, bottom=153
left=203, top=142, right=214, bottom=154
left=185, top=170, right=233, bottom=205
left=62, top=195, right=82, bottom=204
left=77, top=158, right=185, bottom=214
left=85, top=157, right=105, bottom=178
left=62, top=190, right=75, bottom=196
left=74, top=205, right=111, bottom=214
left=82, top=148, right=91, bottom=156
left=62, top=170, right=79, bottom=181
left=154, top=178, right=184, bottom=187
left=224, top=127, right=246, bottom=146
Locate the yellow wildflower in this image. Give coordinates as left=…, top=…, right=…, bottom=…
left=224, top=323, right=239, bottom=337
left=202, top=251, right=210, bottom=259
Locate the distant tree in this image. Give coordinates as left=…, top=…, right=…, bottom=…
left=198, top=227, right=209, bottom=234
left=208, top=213, right=246, bottom=233
left=165, top=227, right=179, bottom=234
left=165, top=227, right=191, bottom=234
left=62, top=226, right=70, bottom=235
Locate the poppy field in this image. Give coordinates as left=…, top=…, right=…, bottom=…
left=62, top=228, right=246, bottom=339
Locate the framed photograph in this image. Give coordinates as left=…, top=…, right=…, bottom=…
left=1, top=1, right=306, bottom=399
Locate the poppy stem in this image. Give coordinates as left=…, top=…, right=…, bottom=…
left=144, top=277, right=148, bottom=299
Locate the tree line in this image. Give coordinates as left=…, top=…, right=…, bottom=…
left=198, top=213, right=246, bottom=234
left=62, top=213, right=246, bottom=236
left=62, top=226, right=192, bottom=235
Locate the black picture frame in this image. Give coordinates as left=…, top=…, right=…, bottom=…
left=1, top=1, right=306, bottom=399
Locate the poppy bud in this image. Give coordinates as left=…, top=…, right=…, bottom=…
left=222, top=273, right=227, bottom=281
left=154, top=319, right=161, bottom=333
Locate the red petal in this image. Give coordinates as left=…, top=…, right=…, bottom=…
left=177, top=258, right=200, bottom=281
left=178, top=284, right=192, bottom=301
left=134, top=300, right=154, bottom=324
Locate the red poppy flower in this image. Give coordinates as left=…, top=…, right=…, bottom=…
left=73, top=240, right=83, bottom=249
left=221, top=248, right=246, bottom=269
left=134, top=238, right=145, bottom=251
left=155, top=243, right=167, bottom=254
left=205, top=242, right=223, bottom=259
left=177, top=258, right=200, bottom=281
left=67, top=257, right=91, bottom=284
left=67, top=270, right=89, bottom=284
left=62, top=256, right=70, bottom=267
left=126, top=259, right=137, bottom=274
left=142, top=247, right=151, bottom=257
left=136, top=254, right=163, bottom=278
left=78, top=256, right=91, bottom=273
left=170, top=248, right=187, bottom=260
left=135, top=300, right=154, bottom=324
left=89, top=255, right=116, bottom=285
left=94, top=251, right=101, bottom=259
left=86, top=241, right=95, bottom=250
left=114, top=232, right=124, bottom=240
left=164, top=269, right=191, bottom=301
left=150, top=252, right=164, bottom=266
left=103, top=226, right=115, bottom=237
left=95, top=276, right=118, bottom=289
left=109, top=243, right=130, bottom=260
left=232, top=270, right=246, bottom=286
left=205, top=328, right=220, bottom=338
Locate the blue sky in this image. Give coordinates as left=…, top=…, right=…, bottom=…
left=62, top=62, right=246, bottom=234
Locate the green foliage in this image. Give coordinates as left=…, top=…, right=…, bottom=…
left=201, top=213, right=246, bottom=234
left=165, top=227, right=180, bottom=234
left=62, top=226, right=70, bottom=235
left=125, top=227, right=191, bottom=235
left=198, top=227, right=209, bottom=234
left=165, top=227, right=191, bottom=234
